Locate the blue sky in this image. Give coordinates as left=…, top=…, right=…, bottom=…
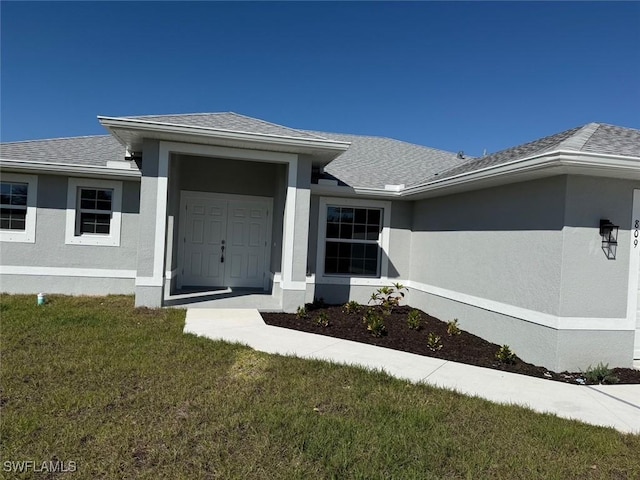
left=2, top=1, right=639, bottom=156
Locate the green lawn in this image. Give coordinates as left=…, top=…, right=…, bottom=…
left=1, top=294, right=639, bottom=479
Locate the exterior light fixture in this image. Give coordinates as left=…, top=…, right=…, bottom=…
left=599, top=219, right=619, bottom=260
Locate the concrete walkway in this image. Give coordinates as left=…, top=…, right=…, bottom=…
left=184, top=308, right=640, bottom=434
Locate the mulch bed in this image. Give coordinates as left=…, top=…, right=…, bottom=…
left=262, top=304, right=640, bottom=385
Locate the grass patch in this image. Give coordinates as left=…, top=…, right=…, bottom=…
left=2, top=294, right=639, bottom=479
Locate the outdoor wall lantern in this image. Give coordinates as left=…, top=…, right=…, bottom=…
left=599, top=219, right=619, bottom=260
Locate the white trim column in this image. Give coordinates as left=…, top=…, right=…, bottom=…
left=134, top=139, right=169, bottom=307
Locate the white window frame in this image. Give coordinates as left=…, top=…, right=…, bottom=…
left=65, top=178, right=122, bottom=246
left=316, top=197, right=391, bottom=285
left=0, top=173, right=38, bottom=243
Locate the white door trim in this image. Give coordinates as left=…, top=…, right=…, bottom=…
left=177, top=190, right=273, bottom=290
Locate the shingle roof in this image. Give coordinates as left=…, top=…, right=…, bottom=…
left=2, top=116, right=638, bottom=190
left=580, top=123, right=640, bottom=157
left=435, top=123, right=640, bottom=181
left=123, top=112, right=328, bottom=140
left=0, top=135, right=127, bottom=168
left=307, top=131, right=464, bottom=189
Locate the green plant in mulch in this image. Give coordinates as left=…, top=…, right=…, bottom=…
left=446, top=318, right=461, bottom=336
left=426, top=333, right=443, bottom=352
left=343, top=300, right=361, bottom=315
left=363, top=309, right=386, bottom=337
left=407, top=309, right=422, bottom=330
left=296, top=306, right=308, bottom=320
left=495, top=345, right=516, bottom=364
left=315, top=312, right=330, bottom=328
left=583, top=362, right=619, bottom=385
left=369, top=283, right=406, bottom=315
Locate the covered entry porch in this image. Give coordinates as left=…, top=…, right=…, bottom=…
left=98, top=115, right=350, bottom=312
left=161, top=141, right=313, bottom=312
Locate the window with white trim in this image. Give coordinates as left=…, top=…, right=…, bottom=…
left=77, top=188, right=113, bottom=235
left=0, top=173, right=38, bottom=243
left=324, top=206, right=382, bottom=276
left=65, top=178, right=122, bottom=246
left=1, top=182, right=28, bottom=230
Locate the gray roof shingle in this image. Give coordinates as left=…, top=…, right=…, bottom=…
left=434, top=123, right=640, bottom=181
left=581, top=123, right=640, bottom=157
left=2, top=115, right=638, bottom=190
left=0, top=135, right=127, bottom=168
left=123, top=112, right=328, bottom=140
left=307, top=131, right=464, bottom=189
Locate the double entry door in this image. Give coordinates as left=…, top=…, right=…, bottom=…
left=179, top=192, right=272, bottom=289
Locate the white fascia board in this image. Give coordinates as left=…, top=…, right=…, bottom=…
left=322, top=150, right=639, bottom=200
left=402, top=152, right=567, bottom=197
left=555, top=153, right=640, bottom=174
left=353, top=187, right=407, bottom=198
left=98, top=116, right=351, bottom=152
left=0, top=158, right=141, bottom=180
left=372, top=150, right=640, bottom=199
left=413, top=150, right=640, bottom=192
left=311, top=183, right=413, bottom=200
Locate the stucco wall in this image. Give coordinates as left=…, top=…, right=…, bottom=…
left=291, top=156, right=312, bottom=282
left=0, top=173, right=140, bottom=270
left=270, top=164, right=286, bottom=274
left=387, top=200, right=413, bottom=280
left=558, top=175, right=638, bottom=318
left=410, top=176, right=567, bottom=316
left=176, top=155, right=279, bottom=197
left=405, top=174, right=639, bottom=370
left=408, top=288, right=633, bottom=371
left=307, top=195, right=320, bottom=275
left=166, top=155, right=182, bottom=275
left=136, top=139, right=161, bottom=280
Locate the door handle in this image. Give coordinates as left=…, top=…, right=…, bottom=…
left=221, top=243, right=225, bottom=263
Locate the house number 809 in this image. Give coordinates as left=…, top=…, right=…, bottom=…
left=635, top=220, right=639, bottom=248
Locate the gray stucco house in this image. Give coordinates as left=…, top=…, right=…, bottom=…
left=1, top=113, right=639, bottom=372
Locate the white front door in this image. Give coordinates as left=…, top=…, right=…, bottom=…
left=180, top=192, right=272, bottom=289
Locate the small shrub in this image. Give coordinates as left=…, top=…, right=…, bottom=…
left=314, top=312, right=330, bottom=328
left=407, top=309, right=422, bottom=330
left=369, top=283, right=406, bottom=315
left=343, top=300, right=361, bottom=315
left=363, top=310, right=386, bottom=337
left=583, top=362, right=619, bottom=385
left=426, top=333, right=443, bottom=352
left=446, top=319, right=461, bottom=336
left=495, top=345, right=516, bottom=364
left=296, top=306, right=308, bottom=319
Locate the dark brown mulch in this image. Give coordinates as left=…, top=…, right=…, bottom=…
left=261, top=304, right=640, bottom=385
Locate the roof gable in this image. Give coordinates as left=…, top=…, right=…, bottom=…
left=122, top=112, right=328, bottom=140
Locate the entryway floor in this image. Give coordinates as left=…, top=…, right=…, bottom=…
left=165, top=288, right=282, bottom=310
left=184, top=308, right=640, bottom=434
